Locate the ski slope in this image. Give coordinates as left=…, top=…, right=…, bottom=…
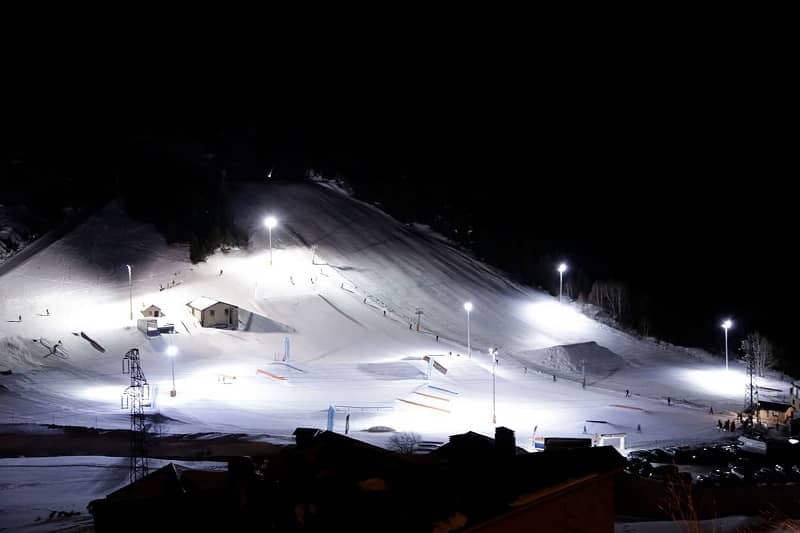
left=0, top=180, right=788, bottom=450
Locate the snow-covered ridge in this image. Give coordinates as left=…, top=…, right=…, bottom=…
left=0, top=205, right=37, bottom=265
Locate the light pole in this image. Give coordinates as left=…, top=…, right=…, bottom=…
left=489, top=347, right=498, bottom=425
left=126, top=264, right=132, bottom=320
left=557, top=263, right=567, bottom=303
left=166, top=345, right=178, bottom=397
left=581, top=358, right=586, bottom=389
left=464, top=302, right=473, bottom=358
left=722, top=319, right=732, bottom=371
left=264, top=216, right=277, bottom=267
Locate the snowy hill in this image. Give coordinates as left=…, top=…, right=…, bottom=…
left=0, top=180, right=788, bottom=451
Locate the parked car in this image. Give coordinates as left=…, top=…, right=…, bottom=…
left=729, top=464, right=755, bottom=482
left=695, top=474, right=716, bottom=487
left=706, top=468, right=738, bottom=486
left=627, top=450, right=651, bottom=461
left=625, top=458, right=648, bottom=476
left=754, top=467, right=782, bottom=484
left=649, top=464, right=679, bottom=480
left=648, top=449, right=674, bottom=463
left=772, top=464, right=790, bottom=482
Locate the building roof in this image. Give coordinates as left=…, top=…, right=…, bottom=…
left=758, top=400, right=792, bottom=412
left=187, top=297, right=220, bottom=311
left=433, top=429, right=529, bottom=458
left=143, top=304, right=162, bottom=311
left=106, top=463, right=186, bottom=500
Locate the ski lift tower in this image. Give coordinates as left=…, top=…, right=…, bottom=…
left=121, top=348, right=150, bottom=483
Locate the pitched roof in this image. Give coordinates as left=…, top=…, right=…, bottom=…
left=187, top=297, right=219, bottom=310
left=106, top=463, right=186, bottom=500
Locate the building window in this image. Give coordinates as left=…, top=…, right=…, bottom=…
left=224, top=308, right=229, bottom=316
left=210, top=310, right=215, bottom=317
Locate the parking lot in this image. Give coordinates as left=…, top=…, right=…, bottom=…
left=626, top=439, right=800, bottom=487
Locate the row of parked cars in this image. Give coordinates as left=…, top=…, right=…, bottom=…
left=695, top=460, right=800, bottom=487
left=626, top=443, right=800, bottom=487
left=628, top=443, right=738, bottom=466
left=625, top=458, right=685, bottom=482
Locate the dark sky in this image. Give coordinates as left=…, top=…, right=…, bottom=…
left=2, top=44, right=794, bottom=364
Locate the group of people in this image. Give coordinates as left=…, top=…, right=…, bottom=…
left=159, top=279, right=178, bottom=291
left=717, top=419, right=737, bottom=432
left=16, top=308, right=51, bottom=321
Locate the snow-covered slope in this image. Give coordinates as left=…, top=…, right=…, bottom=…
left=0, top=181, right=788, bottom=450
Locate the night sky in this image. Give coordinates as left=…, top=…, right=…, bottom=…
left=3, top=56, right=794, bottom=367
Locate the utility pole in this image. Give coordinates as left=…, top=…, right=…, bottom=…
left=126, top=264, right=132, bottom=321
left=582, top=359, right=586, bottom=389
left=490, top=348, right=499, bottom=425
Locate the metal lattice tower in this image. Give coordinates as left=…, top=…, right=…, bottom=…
left=121, top=348, right=150, bottom=483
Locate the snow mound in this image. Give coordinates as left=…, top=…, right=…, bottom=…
left=238, top=309, right=295, bottom=333
left=522, top=342, right=624, bottom=376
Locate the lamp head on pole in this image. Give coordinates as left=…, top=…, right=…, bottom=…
left=557, top=263, right=567, bottom=274
left=166, top=346, right=178, bottom=357
left=722, top=319, right=733, bottom=330
left=264, top=216, right=277, bottom=230
left=463, top=302, right=473, bottom=313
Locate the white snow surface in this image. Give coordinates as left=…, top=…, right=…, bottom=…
left=0, top=180, right=791, bottom=451
left=0, top=456, right=225, bottom=530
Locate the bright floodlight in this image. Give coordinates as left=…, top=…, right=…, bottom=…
left=721, top=319, right=732, bottom=371
left=557, top=263, right=567, bottom=273
left=264, top=216, right=277, bottom=229
left=166, top=346, right=178, bottom=357
left=463, top=302, right=473, bottom=312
